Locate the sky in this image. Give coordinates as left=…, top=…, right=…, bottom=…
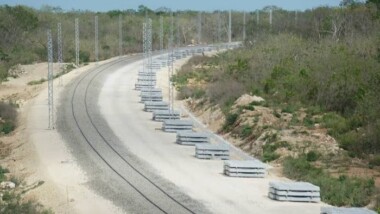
left=0, top=0, right=343, bottom=12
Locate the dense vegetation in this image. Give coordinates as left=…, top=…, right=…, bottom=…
left=172, top=1, right=380, bottom=209
left=174, top=2, right=380, bottom=159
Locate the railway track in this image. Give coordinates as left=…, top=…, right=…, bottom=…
left=68, top=55, right=196, bottom=214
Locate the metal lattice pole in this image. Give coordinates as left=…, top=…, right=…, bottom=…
left=217, top=11, right=221, bottom=43
left=256, top=10, right=260, bottom=25
left=243, top=11, right=246, bottom=41
left=147, top=19, right=152, bottom=71
left=168, top=13, right=174, bottom=112
left=75, top=18, right=79, bottom=66
left=47, top=30, right=54, bottom=130
left=119, top=14, right=123, bottom=57
left=159, top=16, right=164, bottom=53
left=95, top=16, right=99, bottom=63
left=57, top=22, right=63, bottom=86
left=228, top=10, right=232, bottom=43
left=269, top=9, right=273, bottom=27
left=295, top=11, right=298, bottom=26
left=197, top=12, right=202, bottom=44
left=142, top=22, right=147, bottom=72
left=176, top=16, right=181, bottom=47
left=147, top=19, right=153, bottom=100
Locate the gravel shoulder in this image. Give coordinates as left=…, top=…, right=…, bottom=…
left=23, top=58, right=124, bottom=214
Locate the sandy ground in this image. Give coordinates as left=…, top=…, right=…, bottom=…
left=98, top=53, right=324, bottom=214
left=0, top=59, right=126, bottom=213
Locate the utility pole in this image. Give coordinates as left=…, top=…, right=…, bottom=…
left=217, top=11, right=221, bottom=42
left=119, top=14, right=123, bottom=57
left=197, top=12, right=202, bottom=44
left=47, top=30, right=54, bottom=130
left=168, top=13, right=174, bottom=112
left=159, top=16, right=164, bottom=52
left=243, top=11, right=246, bottom=41
left=269, top=9, right=273, bottom=27
left=143, top=22, right=147, bottom=72
left=177, top=15, right=181, bottom=47
left=75, top=18, right=79, bottom=66
left=57, top=22, right=63, bottom=86
left=228, top=10, right=232, bottom=43
left=94, top=16, right=99, bottom=63
left=256, top=10, right=260, bottom=25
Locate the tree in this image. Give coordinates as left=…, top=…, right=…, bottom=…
left=137, top=5, right=153, bottom=15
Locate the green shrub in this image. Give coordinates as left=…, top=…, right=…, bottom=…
left=192, top=88, right=206, bottom=99
left=306, top=151, right=320, bottom=162
left=1, top=121, right=15, bottom=134
left=322, top=112, right=350, bottom=136
left=223, top=113, right=239, bottom=131
left=369, top=155, right=380, bottom=166
left=262, top=141, right=290, bottom=162
left=338, top=131, right=362, bottom=155
left=283, top=156, right=375, bottom=207
left=240, top=125, right=252, bottom=138
left=27, top=78, right=46, bottom=85
left=263, top=152, right=280, bottom=162
left=0, top=191, right=53, bottom=213
left=242, top=104, right=255, bottom=111
left=79, top=50, right=90, bottom=63
left=282, top=104, right=297, bottom=114
left=250, top=101, right=264, bottom=106
left=263, top=132, right=278, bottom=144
left=303, top=115, right=315, bottom=128
left=290, top=114, right=300, bottom=126
left=0, top=166, right=9, bottom=182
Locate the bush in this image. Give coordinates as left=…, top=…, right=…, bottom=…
left=0, top=166, right=9, bottom=182
left=0, top=191, right=53, bottom=214
left=369, top=155, right=380, bottom=166
left=239, top=125, right=252, bottom=138
left=303, top=114, right=315, bottom=128
left=242, top=104, right=255, bottom=111
left=0, top=102, right=17, bottom=134
left=223, top=113, right=239, bottom=131
left=322, top=112, right=350, bottom=136
left=192, top=88, right=206, bottom=99
left=262, top=141, right=290, bottom=162
left=27, top=78, right=46, bottom=85
left=0, top=121, right=15, bottom=134
left=283, top=156, right=375, bottom=207
left=79, top=50, right=90, bottom=63
left=281, top=104, right=297, bottom=114
left=306, top=151, right=320, bottom=162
